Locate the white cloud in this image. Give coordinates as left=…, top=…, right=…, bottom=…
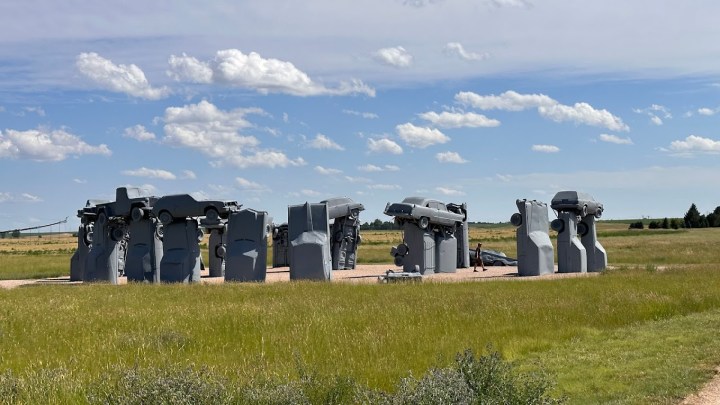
left=418, top=111, right=500, bottom=128
left=456, top=90, right=555, bottom=111
left=436, top=186, right=466, bottom=196
left=342, top=109, right=379, bottom=119
left=531, top=144, right=560, bottom=153
left=368, top=138, right=403, bottom=154
left=236, top=177, right=267, bottom=191
left=73, top=178, right=87, bottom=184
left=443, top=42, right=489, bottom=61
left=538, top=102, right=629, bottom=132
left=181, top=170, right=196, bottom=180
left=344, top=176, right=371, bottom=183
left=697, top=107, right=717, bottom=116
left=162, top=100, right=304, bottom=169
left=436, top=151, right=468, bottom=163
left=76, top=52, right=170, bottom=99
left=0, top=192, right=43, bottom=203
left=123, top=125, right=156, bottom=141
left=315, top=165, right=343, bottom=175
left=301, top=189, right=321, bottom=197
left=634, top=104, right=671, bottom=126
left=457, top=90, right=628, bottom=131
left=668, top=135, right=720, bottom=154
left=384, top=165, right=400, bottom=171
left=167, top=49, right=374, bottom=97
left=308, top=134, right=344, bottom=150
left=367, top=184, right=401, bottom=190
left=374, top=46, right=413, bottom=68
left=396, top=123, right=450, bottom=148
left=599, top=134, right=633, bottom=145
left=24, top=107, right=45, bottom=117
left=650, top=115, right=663, bottom=125
left=489, top=0, right=532, bottom=8
left=122, top=167, right=177, bottom=180
left=0, top=128, right=111, bottom=161
left=358, top=164, right=382, bottom=172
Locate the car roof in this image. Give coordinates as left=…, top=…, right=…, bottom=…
left=400, top=196, right=443, bottom=206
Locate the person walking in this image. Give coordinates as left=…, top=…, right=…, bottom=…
left=474, top=242, right=487, bottom=272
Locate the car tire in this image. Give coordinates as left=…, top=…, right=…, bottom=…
left=577, top=222, right=589, bottom=237
left=581, top=204, right=588, bottom=217
left=397, top=243, right=409, bottom=256
left=204, top=207, right=220, bottom=222
left=493, top=260, right=505, bottom=266
left=158, top=211, right=174, bottom=226
left=155, top=224, right=164, bottom=240
left=551, top=218, right=564, bottom=233
left=510, top=213, right=523, bottom=227
left=394, top=256, right=404, bottom=267
left=595, top=208, right=603, bottom=219
left=131, top=207, right=145, bottom=222
left=215, top=245, right=226, bottom=258
left=418, top=216, right=430, bottom=229
left=110, top=227, right=124, bottom=242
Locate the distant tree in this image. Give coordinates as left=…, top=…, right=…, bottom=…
left=628, top=221, right=644, bottom=230
left=661, top=217, right=669, bottom=229
left=707, top=206, right=720, bottom=227
left=648, top=221, right=660, bottom=229
left=670, top=218, right=680, bottom=229
left=11, top=230, right=20, bottom=238
left=684, top=203, right=705, bottom=228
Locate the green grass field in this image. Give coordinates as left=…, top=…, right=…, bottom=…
left=1, top=224, right=720, bottom=403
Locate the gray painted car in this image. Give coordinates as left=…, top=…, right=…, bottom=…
left=469, top=249, right=518, bottom=267
left=151, top=194, right=240, bottom=225
left=384, top=197, right=465, bottom=229
left=551, top=191, right=603, bottom=218
left=320, top=197, right=365, bottom=220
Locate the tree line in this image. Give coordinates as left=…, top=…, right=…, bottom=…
left=628, top=203, right=720, bottom=229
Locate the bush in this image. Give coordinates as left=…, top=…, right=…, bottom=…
left=628, top=221, right=644, bottom=230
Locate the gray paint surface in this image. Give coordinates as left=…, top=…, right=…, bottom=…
left=435, top=231, right=458, bottom=273
left=447, top=203, right=470, bottom=268
left=125, top=215, right=163, bottom=282
left=271, top=223, right=290, bottom=267
left=225, top=209, right=271, bottom=282
left=206, top=224, right=226, bottom=277
left=580, top=215, right=607, bottom=272
left=288, top=202, right=332, bottom=280
left=83, top=211, right=122, bottom=283
left=159, top=219, right=202, bottom=283
left=511, top=199, right=554, bottom=276
left=323, top=197, right=364, bottom=270
left=401, top=222, right=436, bottom=275
left=70, top=224, right=90, bottom=281
left=551, top=211, right=587, bottom=273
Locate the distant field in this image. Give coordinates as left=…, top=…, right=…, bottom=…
left=2, top=223, right=720, bottom=403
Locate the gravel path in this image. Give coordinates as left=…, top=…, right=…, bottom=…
left=681, top=368, right=720, bottom=405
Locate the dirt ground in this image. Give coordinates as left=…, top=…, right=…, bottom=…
left=0, top=263, right=599, bottom=289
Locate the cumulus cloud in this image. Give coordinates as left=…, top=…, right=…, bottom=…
left=181, top=170, right=197, bottom=179
left=697, top=107, right=718, bottom=116
left=345, top=176, right=371, bottom=183
left=308, top=134, right=344, bottom=150
left=418, top=110, right=500, bottom=128
left=24, top=107, right=45, bottom=117
left=358, top=164, right=382, bottom=172
left=315, top=165, right=343, bottom=175
left=342, top=109, right=379, bottom=119
left=162, top=100, right=304, bottom=169
left=634, top=104, right=671, bottom=125
left=301, top=189, right=322, bottom=197
left=396, top=123, right=450, bottom=148
left=76, top=52, right=170, bottom=99
left=436, top=186, right=465, bottom=196
left=384, top=165, right=400, bottom=171
left=456, top=90, right=628, bottom=131
left=436, top=151, right=468, bottom=163
left=73, top=178, right=87, bottom=184
left=167, top=49, right=374, bottom=97
left=531, top=144, right=560, bottom=153
left=443, top=42, right=489, bottom=61
left=122, top=167, right=177, bottom=180
left=123, top=125, right=156, bottom=141
left=368, top=138, right=403, bottom=154
left=374, top=46, right=413, bottom=68
left=599, top=134, right=633, bottom=145
left=0, top=128, right=111, bottom=161
left=668, top=135, right=720, bottom=154
left=236, top=177, right=268, bottom=191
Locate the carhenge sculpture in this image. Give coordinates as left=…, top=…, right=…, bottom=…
left=84, top=187, right=157, bottom=284
left=288, top=202, right=332, bottom=280
left=70, top=199, right=109, bottom=281
left=322, top=197, right=364, bottom=270
left=385, top=197, right=467, bottom=275
left=550, top=191, right=606, bottom=272
left=271, top=223, right=290, bottom=267
left=151, top=194, right=239, bottom=283
left=224, top=209, right=272, bottom=282
left=510, top=199, right=554, bottom=276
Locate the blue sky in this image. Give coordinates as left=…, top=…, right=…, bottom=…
left=2, top=0, right=720, bottom=231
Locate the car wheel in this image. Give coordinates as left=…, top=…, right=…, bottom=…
left=397, top=243, right=409, bottom=256
left=158, top=211, right=174, bottom=226
left=581, top=204, right=588, bottom=217
left=394, top=256, right=404, bottom=267
left=551, top=218, right=564, bottom=232
left=110, top=227, right=125, bottom=242
left=155, top=224, right=164, bottom=240
left=215, top=245, right=226, bottom=258
left=577, top=222, right=589, bottom=237
left=493, top=260, right=506, bottom=266
left=595, top=208, right=603, bottom=219
left=85, top=231, right=94, bottom=245
left=510, top=213, right=523, bottom=227
left=131, top=207, right=145, bottom=222
left=356, top=234, right=362, bottom=245
left=418, top=216, right=430, bottom=229
left=350, top=208, right=360, bottom=219
left=204, top=207, right=220, bottom=222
